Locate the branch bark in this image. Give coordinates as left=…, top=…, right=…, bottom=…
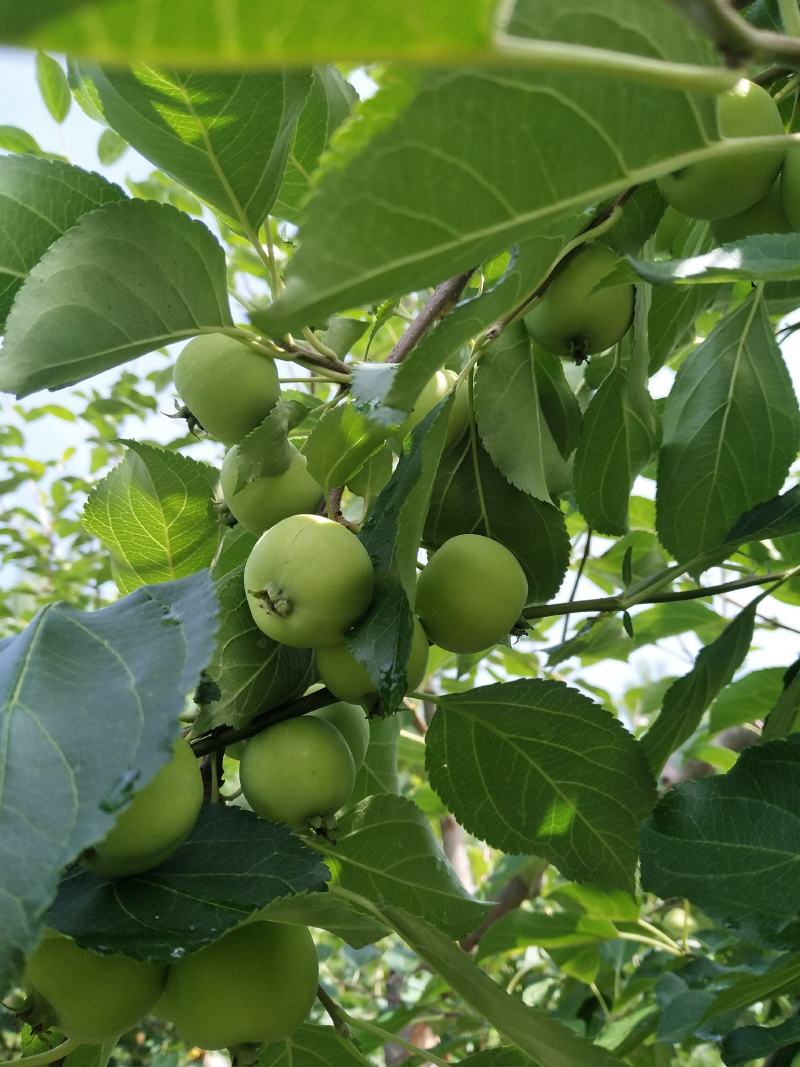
left=190, top=686, right=337, bottom=757
left=386, top=270, right=475, bottom=364
left=673, top=0, right=800, bottom=66
left=460, top=857, right=549, bottom=953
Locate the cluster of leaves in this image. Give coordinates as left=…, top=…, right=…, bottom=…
left=4, top=1, right=800, bottom=1065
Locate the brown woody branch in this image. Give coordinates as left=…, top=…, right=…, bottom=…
left=386, top=270, right=475, bottom=364
left=460, top=858, right=548, bottom=952
left=190, top=686, right=337, bottom=757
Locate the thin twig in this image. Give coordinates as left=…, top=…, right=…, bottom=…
left=386, top=270, right=475, bottom=364
left=190, top=687, right=337, bottom=757
left=561, top=528, right=593, bottom=642
left=674, top=0, right=800, bottom=66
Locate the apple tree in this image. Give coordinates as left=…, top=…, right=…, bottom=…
left=4, top=2, right=800, bottom=1065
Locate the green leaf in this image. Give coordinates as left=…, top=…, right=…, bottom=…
left=304, top=402, right=386, bottom=493
left=83, top=441, right=220, bottom=595
left=260, top=1025, right=371, bottom=1067
left=193, top=564, right=313, bottom=735
left=726, top=483, right=800, bottom=547
left=656, top=295, right=800, bottom=564
left=0, top=571, right=217, bottom=997
left=35, top=51, right=71, bottom=123
left=374, top=904, right=628, bottom=1067
left=631, top=235, right=800, bottom=285
left=641, top=736, right=800, bottom=948
left=274, top=67, right=356, bottom=224
left=708, top=668, right=785, bottom=734
left=641, top=602, right=756, bottom=773
left=258, top=892, right=388, bottom=949
left=74, top=62, right=311, bottom=232
left=0, top=124, right=42, bottom=154
left=47, top=805, right=328, bottom=960
left=234, top=397, right=309, bottom=490
left=62, top=1042, right=117, bottom=1067
left=722, top=1017, right=800, bottom=1067
left=533, top=349, right=583, bottom=460
left=763, top=670, right=800, bottom=742
left=0, top=155, right=124, bottom=331
left=425, top=434, right=570, bottom=608
left=351, top=715, right=401, bottom=804
left=0, top=1, right=497, bottom=66
left=426, top=679, right=656, bottom=892
left=347, top=401, right=451, bottom=711
left=573, top=367, right=659, bottom=535
left=96, top=129, right=127, bottom=166
left=0, top=199, right=232, bottom=396
left=318, top=794, right=487, bottom=939
left=476, top=910, right=619, bottom=960
left=262, top=5, right=721, bottom=332
left=702, top=952, right=800, bottom=1018
left=475, top=323, right=568, bottom=503
left=346, top=443, right=393, bottom=502
left=647, top=283, right=717, bottom=374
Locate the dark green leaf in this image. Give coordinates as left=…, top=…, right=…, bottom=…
left=641, top=602, right=756, bottom=773
left=641, top=736, right=800, bottom=948
left=631, top=235, right=800, bottom=285
left=259, top=1025, right=372, bottom=1066
left=425, top=434, right=570, bottom=607
left=0, top=155, right=124, bottom=331
left=0, top=200, right=232, bottom=396
left=351, top=715, right=401, bottom=804
left=722, top=1017, right=800, bottom=1067
left=0, top=572, right=217, bottom=996
left=47, top=805, right=328, bottom=960
left=426, top=680, right=656, bottom=892
left=702, top=952, right=800, bottom=1018
left=656, top=295, right=800, bottom=564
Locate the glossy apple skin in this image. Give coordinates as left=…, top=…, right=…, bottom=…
left=523, top=244, right=634, bottom=360
left=156, top=921, right=318, bottom=1049
left=244, top=514, right=374, bottom=648
left=239, top=715, right=355, bottom=826
left=84, top=737, right=203, bottom=877
left=220, top=443, right=322, bottom=536
left=315, top=618, right=429, bottom=706
left=310, top=700, right=371, bottom=769
left=416, top=534, right=528, bottom=655
left=657, top=79, right=785, bottom=221
left=173, top=333, right=280, bottom=444
left=24, top=934, right=166, bottom=1043
left=711, top=178, right=790, bottom=243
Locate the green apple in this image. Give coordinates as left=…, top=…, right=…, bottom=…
left=416, top=534, right=528, bottom=654
left=239, top=715, right=356, bottom=827
left=84, top=737, right=203, bottom=877
left=523, top=244, right=634, bottom=361
left=25, top=934, right=166, bottom=1043
left=220, top=443, right=322, bottom=536
left=398, top=369, right=469, bottom=447
left=157, top=921, right=317, bottom=1049
left=711, top=178, right=790, bottom=243
left=244, top=514, right=374, bottom=648
left=310, top=700, right=370, bottom=770
left=657, top=79, right=785, bottom=220
left=315, top=618, right=429, bottom=706
left=173, top=333, right=280, bottom=444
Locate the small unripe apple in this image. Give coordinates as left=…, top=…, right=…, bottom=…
left=239, top=715, right=355, bottom=826
left=220, top=443, right=322, bottom=536
left=157, top=921, right=318, bottom=1049
left=84, top=737, right=203, bottom=877
left=315, top=618, right=429, bottom=705
left=660, top=907, right=698, bottom=938
left=310, top=700, right=371, bottom=770
left=173, top=333, right=280, bottom=444
left=523, top=244, right=634, bottom=361
left=657, top=79, right=785, bottom=220
left=244, top=514, right=374, bottom=648
left=24, top=934, right=166, bottom=1043
left=398, top=369, right=469, bottom=447
left=711, top=178, right=790, bottom=243
left=416, top=535, right=528, bottom=654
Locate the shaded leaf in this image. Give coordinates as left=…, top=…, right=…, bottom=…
left=722, top=1017, right=800, bottom=1067
left=47, top=805, right=328, bottom=960
left=426, top=680, right=656, bottom=892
